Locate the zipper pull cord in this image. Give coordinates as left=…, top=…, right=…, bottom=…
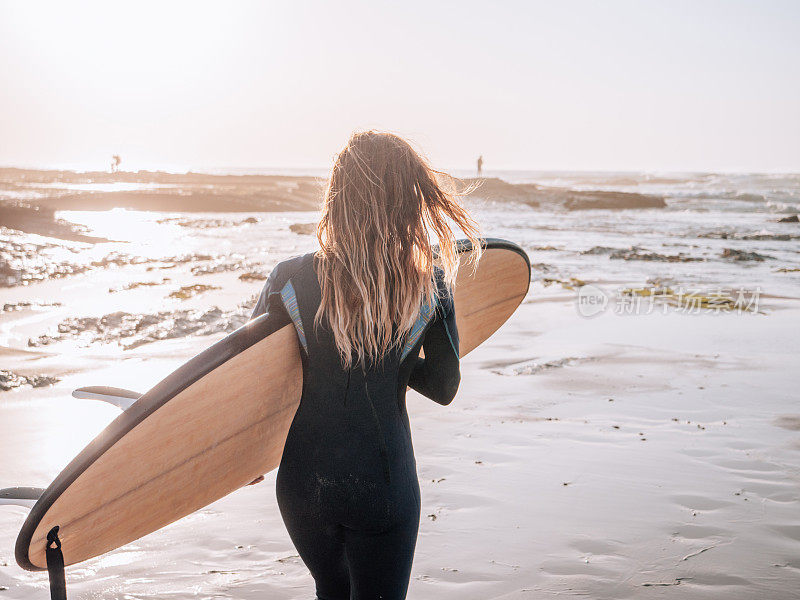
left=361, top=365, right=391, bottom=484
left=343, top=365, right=351, bottom=406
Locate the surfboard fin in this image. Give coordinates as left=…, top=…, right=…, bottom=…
left=72, top=386, right=142, bottom=410
left=0, top=486, right=44, bottom=509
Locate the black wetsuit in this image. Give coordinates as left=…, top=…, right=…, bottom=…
left=250, top=252, right=460, bottom=600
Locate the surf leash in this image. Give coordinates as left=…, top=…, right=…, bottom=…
left=45, top=526, right=67, bottom=600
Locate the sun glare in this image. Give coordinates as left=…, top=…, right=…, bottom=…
left=16, top=2, right=239, bottom=87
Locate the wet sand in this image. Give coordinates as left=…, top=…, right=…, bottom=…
left=0, top=203, right=105, bottom=243
left=0, top=291, right=799, bottom=598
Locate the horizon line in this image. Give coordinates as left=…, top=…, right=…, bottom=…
left=1, top=164, right=799, bottom=177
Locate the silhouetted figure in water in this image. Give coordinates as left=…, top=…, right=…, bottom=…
left=477, top=155, right=483, bottom=177
left=111, top=155, right=121, bottom=173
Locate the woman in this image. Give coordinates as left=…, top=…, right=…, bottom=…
left=250, top=131, right=481, bottom=599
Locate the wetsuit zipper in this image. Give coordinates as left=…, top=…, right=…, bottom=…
left=361, top=365, right=391, bottom=484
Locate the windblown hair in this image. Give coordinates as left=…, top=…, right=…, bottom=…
left=315, top=131, right=482, bottom=367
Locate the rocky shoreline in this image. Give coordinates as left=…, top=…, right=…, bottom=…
left=462, top=177, right=667, bottom=210
left=0, top=170, right=671, bottom=243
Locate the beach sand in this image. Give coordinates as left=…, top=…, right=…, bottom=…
left=1, top=170, right=799, bottom=598
left=1, top=292, right=799, bottom=598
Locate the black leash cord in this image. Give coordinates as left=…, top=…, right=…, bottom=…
left=45, top=526, right=67, bottom=600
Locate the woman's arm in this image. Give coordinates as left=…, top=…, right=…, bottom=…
left=408, top=294, right=460, bottom=406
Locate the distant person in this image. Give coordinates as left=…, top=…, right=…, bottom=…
left=111, top=155, right=121, bottom=173
left=477, top=155, right=483, bottom=177
left=250, top=131, right=482, bottom=599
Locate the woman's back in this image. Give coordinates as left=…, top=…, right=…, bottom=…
left=249, top=130, right=480, bottom=600
left=251, top=251, right=458, bottom=531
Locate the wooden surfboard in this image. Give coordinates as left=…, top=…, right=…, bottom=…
left=15, top=238, right=530, bottom=571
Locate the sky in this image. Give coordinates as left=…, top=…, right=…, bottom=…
left=0, top=0, right=798, bottom=173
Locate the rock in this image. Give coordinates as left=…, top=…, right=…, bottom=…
left=699, top=231, right=797, bottom=241
left=581, top=246, right=617, bottom=255
left=191, top=261, right=248, bottom=276
left=27, top=304, right=253, bottom=350
left=168, top=284, right=221, bottom=300
left=562, top=191, right=665, bottom=210
left=290, top=222, right=317, bottom=235
left=158, top=216, right=262, bottom=228
left=740, top=233, right=793, bottom=241
left=721, top=248, right=774, bottom=261
left=609, top=247, right=703, bottom=262
left=463, top=178, right=666, bottom=210
left=239, top=271, right=268, bottom=282
left=778, top=214, right=799, bottom=223
left=0, top=370, right=58, bottom=392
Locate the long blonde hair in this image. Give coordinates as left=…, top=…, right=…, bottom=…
left=315, top=131, right=481, bottom=367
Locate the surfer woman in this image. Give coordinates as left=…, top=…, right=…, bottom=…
left=251, top=131, right=481, bottom=599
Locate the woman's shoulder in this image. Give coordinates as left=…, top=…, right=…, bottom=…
left=269, top=252, right=316, bottom=285
left=432, top=266, right=455, bottom=315
left=432, top=266, right=454, bottom=292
